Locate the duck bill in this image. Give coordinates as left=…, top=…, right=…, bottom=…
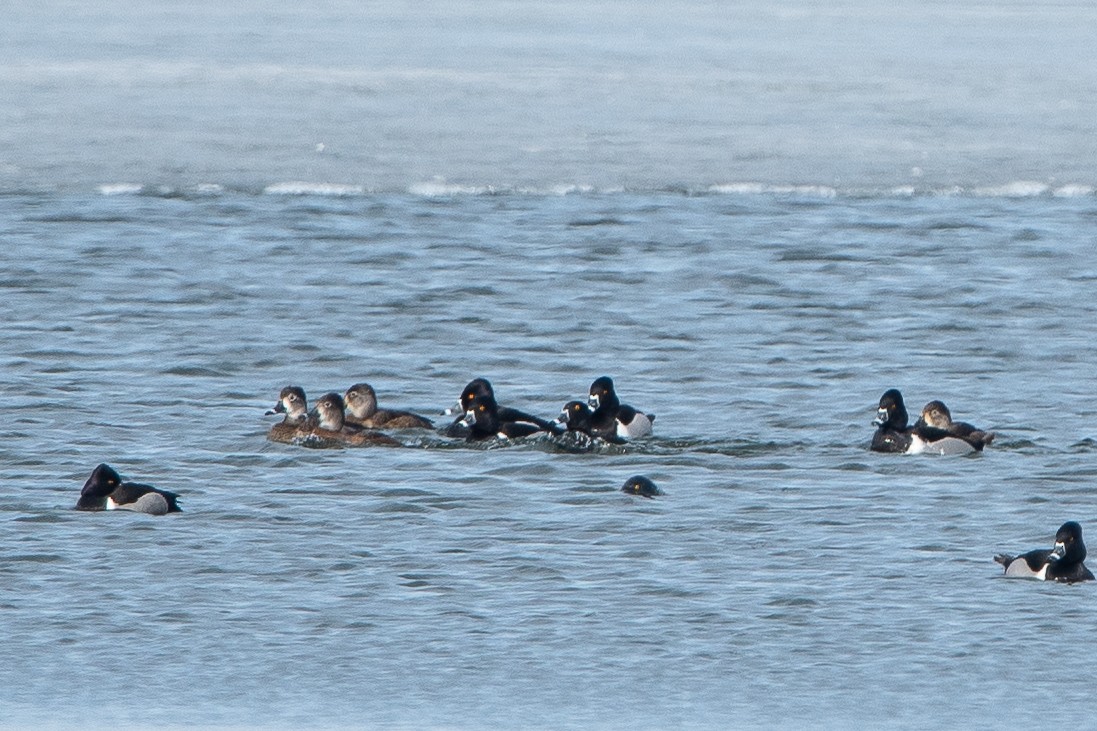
left=588, top=395, right=600, bottom=410
left=266, top=401, right=287, bottom=416
left=1049, top=542, right=1066, bottom=562
left=872, top=407, right=888, bottom=426
left=462, top=410, right=478, bottom=427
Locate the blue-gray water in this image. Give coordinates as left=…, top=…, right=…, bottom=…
left=4, top=2, right=1097, bottom=730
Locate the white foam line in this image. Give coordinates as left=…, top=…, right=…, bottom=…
left=263, top=182, right=365, bottom=196
left=97, top=183, right=144, bottom=196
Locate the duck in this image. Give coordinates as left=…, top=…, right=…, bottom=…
left=994, top=521, right=1094, bottom=583
left=870, top=388, right=913, bottom=453
left=311, top=392, right=402, bottom=447
left=556, top=400, right=625, bottom=443
left=556, top=400, right=596, bottom=435
left=75, top=463, right=181, bottom=516
left=453, top=378, right=561, bottom=441
left=266, top=385, right=313, bottom=443
left=912, top=400, right=994, bottom=453
left=343, top=383, right=433, bottom=429
left=267, top=385, right=310, bottom=423
left=587, top=376, right=654, bottom=440
left=621, top=475, right=661, bottom=498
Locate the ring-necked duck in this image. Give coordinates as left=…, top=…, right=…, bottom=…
left=621, top=475, right=661, bottom=498
left=313, top=393, right=402, bottom=447
left=343, top=383, right=434, bottom=430
left=267, top=385, right=309, bottom=423
left=453, top=378, right=561, bottom=441
left=913, top=400, right=994, bottom=453
left=871, top=388, right=913, bottom=453
left=556, top=400, right=596, bottom=434
left=555, top=400, right=628, bottom=443
left=75, top=463, right=181, bottom=515
left=266, top=386, right=314, bottom=443
left=588, top=376, right=654, bottom=440
left=441, top=378, right=489, bottom=437
left=994, top=521, right=1094, bottom=583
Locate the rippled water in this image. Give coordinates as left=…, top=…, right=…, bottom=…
left=3, top=189, right=1097, bottom=729
left=5, top=0, right=1097, bottom=726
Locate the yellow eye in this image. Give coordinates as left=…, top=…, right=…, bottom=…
left=479, top=405, right=486, bottom=412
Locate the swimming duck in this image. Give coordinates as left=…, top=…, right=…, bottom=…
left=871, top=388, right=913, bottom=453
left=267, top=385, right=310, bottom=423
left=621, top=475, right=661, bottom=498
left=994, top=521, right=1094, bottom=583
left=343, top=383, right=434, bottom=429
left=454, top=378, right=561, bottom=441
left=266, top=385, right=313, bottom=443
left=556, top=400, right=625, bottom=443
left=312, top=392, right=402, bottom=447
left=588, top=376, right=654, bottom=440
left=912, top=400, right=994, bottom=453
left=556, top=400, right=596, bottom=435
left=75, top=463, right=181, bottom=516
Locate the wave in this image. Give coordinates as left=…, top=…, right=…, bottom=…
left=263, top=182, right=366, bottom=197
left=7, top=178, right=1095, bottom=200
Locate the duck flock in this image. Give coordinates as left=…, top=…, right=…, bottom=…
left=73, top=379, right=1090, bottom=583
left=264, top=376, right=653, bottom=446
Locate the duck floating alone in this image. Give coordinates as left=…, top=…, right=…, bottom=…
left=75, top=463, right=181, bottom=516
left=994, top=521, right=1093, bottom=583
left=621, top=475, right=661, bottom=498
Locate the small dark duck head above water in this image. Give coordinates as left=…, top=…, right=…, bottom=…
left=621, top=475, right=661, bottom=498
